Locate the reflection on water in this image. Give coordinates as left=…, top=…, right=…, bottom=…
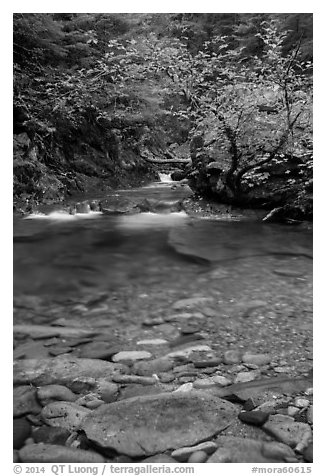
left=118, top=211, right=188, bottom=229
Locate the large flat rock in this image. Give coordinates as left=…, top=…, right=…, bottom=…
left=13, top=357, right=127, bottom=388
left=81, top=391, right=238, bottom=457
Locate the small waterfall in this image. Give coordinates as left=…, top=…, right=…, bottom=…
left=158, top=172, right=173, bottom=183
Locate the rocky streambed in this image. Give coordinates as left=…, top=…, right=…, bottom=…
left=13, top=294, right=313, bottom=464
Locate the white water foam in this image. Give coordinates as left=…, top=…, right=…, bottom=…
left=158, top=173, right=173, bottom=183
left=24, top=211, right=102, bottom=221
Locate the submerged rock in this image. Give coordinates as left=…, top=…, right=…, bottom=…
left=13, top=325, right=97, bottom=340
left=263, top=419, right=312, bottom=448
left=13, top=357, right=127, bottom=388
left=171, top=441, right=217, bottom=462
left=13, top=418, right=31, bottom=450
left=41, top=402, right=91, bottom=431
left=37, top=384, right=77, bottom=405
left=207, top=436, right=297, bottom=463
left=13, top=386, right=42, bottom=417
left=112, top=351, right=152, bottom=363
left=19, top=443, right=105, bottom=463
left=32, top=426, right=71, bottom=445
left=81, top=391, right=238, bottom=457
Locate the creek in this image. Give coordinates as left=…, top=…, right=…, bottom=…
left=13, top=175, right=312, bottom=343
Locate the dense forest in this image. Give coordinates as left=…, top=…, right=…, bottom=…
left=13, top=13, right=313, bottom=219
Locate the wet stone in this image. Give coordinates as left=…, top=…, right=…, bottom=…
left=288, top=406, right=300, bottom=417
left=273, top=269, right=305, bottom=278
left=214, top=376, right=312, bottom=402
left=112, top=351, right=152, bottom=363
left=193, top=378, right=217, bottom=390
left=303, top=442, right=313, bottom=462
left=14, top=357, right=127, bottom=390
left=192, top=358, right=222, bottom=368
left=32, top=426, right=71, bottom=445
left=48, top=347, right=73, bottom=357
left=223, top=350, right=242, bottom=365
left=166, top=345, right=212, bottom=359
left=142, top=317, right=165, bottom=327
left=307, top=405, right=313, bottom=424
left=234, top=370, right=260, bottom=384
left=13, top=324, right=98, bottom=340
left=95, top=381, right=119, bottom=403
left=142, top=455, right=177, bottom=463
left=171, top=441, right=217, bottom=462
left=207, top=436, right=297, bottom=463
left=294, top=397, right=310, bottom=408
left=13, top=386, right=42, bottom=417
left=263, top=419, right=312, bottom=448
left=132, top=358, right=175, bottom=376
left=13, top=417, right=31, bottom=450
left=37, top=385, right=77, bottom=406
left=14, top=341, right=51, bottom=359
left=238, top=410, right=270, bottom=426
left=158, top=372, right=175, bottom=383
left=242, top=353, right=272, bottom=366
left=81, top=391, right=238, bottom=457
left=188, top=451, right=208, bottom=463
left=19, top=444, right=105, bottom=463
left=112, top=375, right=157, bottom=385
left=136, top=338, right=168, bottom=346
left=212, top=375, right=233, bottom=386
left=179, top=324, right=202, bottom=334
left=77, top=341, right=122, bottom=360
left=41, top=402, right=92, bottom=431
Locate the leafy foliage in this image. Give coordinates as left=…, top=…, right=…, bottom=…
left=13, top=13, right=313, bottom=216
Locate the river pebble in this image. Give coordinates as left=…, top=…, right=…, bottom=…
left=307, top=405, right=313, bottom=424
left=13, top=386, right=42, bottom=417
left=293, top=397, right=310, bottom=408
left=238, top=410, right=269, bottom=426
left=188, top=450, right=209, bottom=463
left=167, top=344, right=212, bottom=359
left=212, top=375, right=233, bottom=386
left=171, top=441, right=217, bottom=461
left=242, top=353, right=272, bottom=366
left=41, top=402, right=91, bottom=430
left=223, top=350, right=242, bottom=364
left=234, top=370, right=260, bottom=384
left=132, top=358, right=174, bottom=376
left=112, top=351, right=152, bottom=362
left=263, top=419, right=312, bottom=448
left=112, top=374, right=157, bottom=385
left=137, top=338, right=168, bottom=345
left=37, top=384, right=77, bottom=405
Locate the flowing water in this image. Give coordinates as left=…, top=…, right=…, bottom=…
left=13, top=178, right=313, bottom=360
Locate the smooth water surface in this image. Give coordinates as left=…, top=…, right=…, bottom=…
left=13, top=180, right=312, bottom=335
